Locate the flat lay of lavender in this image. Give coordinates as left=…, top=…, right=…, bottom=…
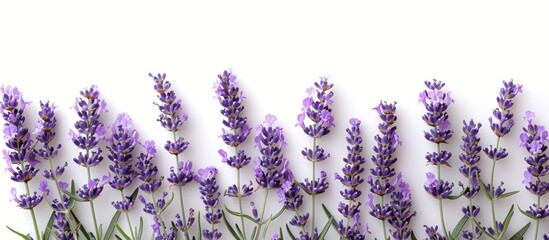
left=2, top=71, right=548, bottom=240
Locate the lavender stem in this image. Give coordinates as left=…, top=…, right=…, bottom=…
left=311, top=137, right=317, bottom=234
left=121, top=191, right=136, bottom=239
left=25, top=182, right=41, bottom=240
left=489, top=137, right=501, bottom=236
left=173, top=131, right=191, bottom=240
left=87, top=165, right=101, bottom=240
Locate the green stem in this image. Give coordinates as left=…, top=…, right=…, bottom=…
left=256, top=188, right=270, bottom=240
left=311, top=137, right=317, bottom=234
left=237, top=167, right=247, bottom=240
left=534, top=194, right=540, bottom=240
left=173, top=131, right=191, bottom=240
left=489, top=137, right=501, bottom=236
left=121, top=191, right=136, bottom=240
left=468, top=177, right=476, bottom=239
left=87, top=166, right=101, bottom=240
left=25, top=182, right=41, bottom=240
left=436, top=143, right=449, bottom=240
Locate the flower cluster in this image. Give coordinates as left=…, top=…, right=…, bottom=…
left=419, top=79, right=454, bottom=238
left=195, top=167, right=222, bottom=240
left=388, top=181, right=416, bottom=240
left=107, top=113, right=138, bottom=202
left=254, top=114, right=289, bottom=190
left=150, top=72, right=195, bottom=239
left=520, top=111, right=549, bottom=238
left=458, top=120, right=483, bottom=239
left=335, top=118, right=368, bottom=239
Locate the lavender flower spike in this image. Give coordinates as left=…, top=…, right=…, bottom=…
left=389, top=181, right=416, bottom=240
left=419, top=79, right=454, bottom=239
left=520, top=111, right=549, bottom=240
left=214, top=70, right=253, bottom=238
left=195, top=167, right=222, bottom=240
left=335, top=118, right=368, bottom=239
left=296, top=75, right=334, bottom=236
left=70, top=85, right=108, bottom=240
left=150, top=72, right=194, bottom=239
left=1, top=85, right=45, bottom=240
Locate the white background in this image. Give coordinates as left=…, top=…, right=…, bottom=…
left=1, top=1, right=549, bottom=239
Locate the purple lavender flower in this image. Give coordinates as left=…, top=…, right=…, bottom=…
left=52, top=212, right=73, bottom=240
left=278, top=170, right=314, bottom=239
left=459, top=120, right=483, bottom=239
left=136, top=140, right=164, bottom=194
left=295, top=76, right=334, bottom=236
left=424, top=225, right=444, bottom=240
left=254, top=114, right=289, bottom=190
left=519, top=111, right=549, bottom=239
left=388, top=181, right=416, bottom=240
left=150, top=72, right=194, bottom=239
left=419, top=79, right=454, bottom=239
left=1, top=85, right=46, bottom=239
left=335, top=118, right=368, bottom=239
left=195, top=167, right=222, bottom=240
left=76, top=176, right=109, bottom=201
left=106, top=113, right=138, bottom=192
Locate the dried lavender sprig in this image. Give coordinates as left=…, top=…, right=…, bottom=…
left=136, top=140, right=174, bottom=238
left=254, top=114, right=289, bottom=239
left=520, top=111, right=549, bottom=240
left=296, top=76, right=335, bottom=235
left=335, top=118, right=368, bottom=239
left=214, top=70, right=252, bottom=238
left=69, top=84, right=108, bottom=239
left=484, top=80, right=521, bottom=236
left=150, top=73, right=194, bottom=240
left=195, top=167, right=222, bottom=240
left=419, top=79, right=454, bottom=239
left=106, top=113, right=139, bottom=239
left=459, top=120, right=483, bottom=239
left=368, top=101, right=401, bottom=240
left=1, top=85, right=44, bottom=240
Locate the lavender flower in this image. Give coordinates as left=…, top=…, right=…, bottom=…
left=335, top=118, right=368, bottom=239
left=419, top=79, right=454, bottom=239
left=368, top=101, right=402, bottom=239
left=214, top=70, right=253, bottom=238
left=520, top=111, right=549, bottom=239
left=254, top=114, right=289, bottom=190
left=52, top=212, right=73, bottom=240
left=278, top=170, right=310, bottom=239
left=424, top=225, right=444, bottom=240
left=388, top=181, right=416, bottom=240
left=195, top=167, right=222, bottom=240
left=136, top=140, right=164, bottom=194
left=69, top=85, right=107, bottom=239
left=1, top=85, right=44, bottom=239
left=459, top=120, right=483, bottom=239
left=482, top=80, right=522, bottom=238
left=107, top=113, right=138, bottom=191
left=295, top=76, right=334, bottom=236
left=150, top=72, right=194, bottom=239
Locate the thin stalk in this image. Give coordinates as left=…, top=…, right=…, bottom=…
left=255, top=188, right=270, bottom=240
left=237, top=167, right=247, bottom=240
left=172, top=131, right=191, bottom=240
left=489, top=137, right=501, bottom=236
left=87, top=166, right=101, bottom=240
left=25, top=182, right=41, bottom=240
left=121, top=191, right=136, bottom=240
left=468, top=174, right=476, bottom=239
left=311, top=137, right=317, bottom=234
left=436, top=144, right=449, bottom=240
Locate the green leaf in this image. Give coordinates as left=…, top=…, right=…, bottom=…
left=500, top=204, right=515, bottom=237
left=42, top=211, right=56, bottom=240
left=496, top=190, right=519, bottom=200
left=234, top=223, right=245, bottom=240
left=136, top=217, right=144, bottom=240
left=264, top=206, right=286, bottom=224
left=198, top=212, right=202, bottom=240
left=70, top=210, right=91, bottom=240
left=6, top=225, right=31, bottom=240
left=410, top=231, right=417, bottom=240
left=279, top=227, right=284, bottom=240
left=510, top=222, right=531, bottom=240
left=294, top=180, right=311, bottom=195
left=285, top=224, right=297, bottom=240
left=321, top=204, right=339, bottom=231
left=476, top=174, right=493, bottom=200
left=518, top=205, right=537, bottom=219
left=222, top=210, right=242, bottom=240
left=262, top=214, right=274, bottom=239
left=160, top=192, right=175, bottom=214
left=224, top=205, right=260, bottom=224
left=450, top=215, right=469, bottom=239
left=104, top=210, right=122, bottom=240
left=115, top=235, right=123, bottom=240
left=115, top=224, right=131, bottom=240
left=250, top=226, right=257, bottom=240
left=318, top=216, right=334, bottom=239
left=62, top=189, right=86, bottom=202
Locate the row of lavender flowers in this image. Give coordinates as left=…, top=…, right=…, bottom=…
left=1, top=72, right=547, bottom=240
